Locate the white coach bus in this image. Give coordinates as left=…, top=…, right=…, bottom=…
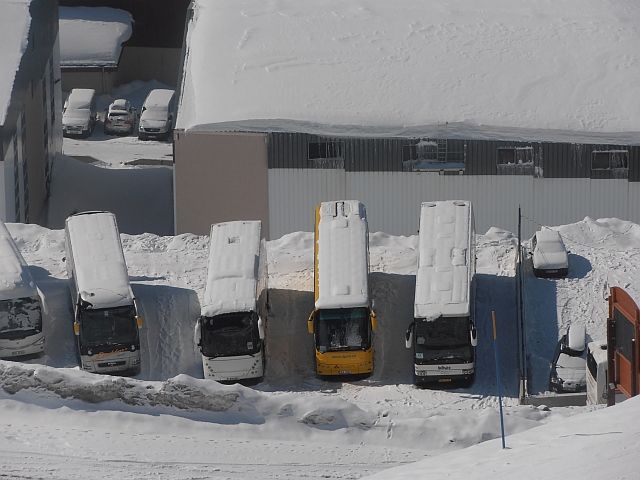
left=0, top=221, right=44, bottom=358
left=405, top=200, right=478, bottom=386
left=195, top=221, right=267, bottom=382
left=65, top=211, right=143, bottom=375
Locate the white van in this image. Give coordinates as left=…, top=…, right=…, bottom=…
left=137, top=89, right=175, bottom=140
left=62, top=88, right=97, bottom=137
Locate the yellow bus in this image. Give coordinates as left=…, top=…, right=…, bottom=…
left=307, top=200, right=377, bottom=376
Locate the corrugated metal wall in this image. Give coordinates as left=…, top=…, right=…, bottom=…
left=268, top=170, right=640, bottom=239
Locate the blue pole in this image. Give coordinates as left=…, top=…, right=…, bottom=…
left=492, top=310, right=506, bottom=449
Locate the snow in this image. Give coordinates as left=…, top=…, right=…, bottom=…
left=201, top=220, right=262, bottom=317
left=65, top=211, right=133, bottom=309
left=0, top=221, right=37, bottom=301
left=315, top=200, right=369, bottom=310
left=414, top=201, right=472, bottom=319
left=59, top=7, right=133, bottom=68
left=0, top=0, right=30, bottom=126
left=0, top=210, right=639, bottom=477
left=177, top=0, right=640, bottom=137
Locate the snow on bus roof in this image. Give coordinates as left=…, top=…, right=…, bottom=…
left=59, top=7, right=133, bottom=69
left=201, top=221, right=262, bottom=318
left=315, top=201, right=369, bottom=310
left=414, top=201, right=473, bottom=319
left=0, top=221, right=37, bottom=301
left=0, top=0, right=30, bottom=126
left=65, top=211, right=133, bottom=309
left=177, top=0, right=640, bottom=136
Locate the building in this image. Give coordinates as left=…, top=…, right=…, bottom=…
left=0, top=0, right=62, bottom=224
left=59, top=0, right=189, bottom=92
left=174, top=0, right=640, bottom=239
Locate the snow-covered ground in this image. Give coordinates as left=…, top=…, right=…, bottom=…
left=1, top=212, right=639, bottom=477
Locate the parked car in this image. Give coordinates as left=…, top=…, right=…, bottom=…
left=104, top=99, right=136, bottom=135
left=549, top=324, right=587, bottom=393
left=137, top=89, right=175, bottom=140
left=531, top=229, right=569, bottom=278
left=62, top=88, right=97, bottom=138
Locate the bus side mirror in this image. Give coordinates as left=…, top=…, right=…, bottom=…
left=194, top=319, right=201, bottom=348
left=307, top=312, right=315, bottom=334
left=370, top=310, right=378, bottom=332
left=73, top=322, right=80, bottom=336
left=405, top=327, right=413, bottom=349
left=258, top=316, right=265, bottom=340
left=470, top=326, right=478, bottom=347
left=136, top=315, right=144, bottom=329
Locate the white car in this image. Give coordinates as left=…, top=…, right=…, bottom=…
left=62, top=88, right=97, bottom=138
left=531, top=229, right=569, bottom=278
left=104, top=99, right=136, bottom=135
left=549, top=324, right=587, bottom=393
left=138, top=89, right=175, bottom=141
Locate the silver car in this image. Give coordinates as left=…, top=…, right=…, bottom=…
left=531, top=229, right=569, bottom=278
left=104, top=99, right=136, bottom=135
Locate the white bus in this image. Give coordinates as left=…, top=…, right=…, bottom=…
left=195, top=221, right=267, bottom=382
left=307, top=200, right=377, bottom=376
left=0, top=221, right=44, bottom=358
left=65, top=212, right=142, bottom=375
left=405, top=200, right=478, bottom=386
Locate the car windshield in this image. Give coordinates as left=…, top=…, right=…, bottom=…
left=143, top=107, right=167, bottom=119
left=80, top=306, right=138, bottom=347
left=201, top=311, right=260, bottom=358
left=0, top=296, right=42, bottom=340
left=539, top=240, right=565, bottom=254
left=109, top=112, right=129, bottom=118
left=315, top=307, right=370, bottom=353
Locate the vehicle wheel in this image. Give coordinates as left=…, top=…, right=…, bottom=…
left=138, top=134, right=146, bottom=141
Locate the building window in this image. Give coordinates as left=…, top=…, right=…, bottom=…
left=402, top=139, right=464, bottom=172
left=591, top=150, right=628, bottom=170
left=497, top=147, right=534, bottom=165
left=308, top=141, right=343, bottom=160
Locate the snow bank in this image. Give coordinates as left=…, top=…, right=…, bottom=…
left=59, top=7, right=133, bottom=68
left=178, top=0, right=640, bottom=136
left=0, top=0, right=30, bottom=126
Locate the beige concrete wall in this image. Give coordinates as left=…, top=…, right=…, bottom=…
left=116, top=47, right=181, bottom=87
left=61, top=70, right=116, bottom=95
left=174, top=131, right=269, bottom=236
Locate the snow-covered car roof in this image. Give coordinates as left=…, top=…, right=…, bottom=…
left=201, top=221, right=263, bottom=318
left=176, top=0, right=640, bottom=136
left=0, top=0, right=31, bottom=126
left=59, top=7, right=133, bottom=69
left=533, top=229, right=568, bottom=270
left=108, top=98, right=130, bottom=111
left=0, top=220, right=39, bottom=301
left=65, top=89, right=95, bottom=109
left=315, top=201, right=369, bottom=310
left=65, top=211, right=134, bottom=309
left=143, top=89, right=174, bottom=109
left=414, top=201, right=474, bottom=319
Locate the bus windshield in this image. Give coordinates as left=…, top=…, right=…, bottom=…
left=80, top=305, right=138, bottom=347
left=0, top=296, right=42, bottom=340
left=316, top=307, right=370, bottom=353
left=201, top=312, right=260, bottom=358
left=414, top=316, right=472, bottom=363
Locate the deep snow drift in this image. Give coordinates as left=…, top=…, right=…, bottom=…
left=0, top=215, right=638, bottom=477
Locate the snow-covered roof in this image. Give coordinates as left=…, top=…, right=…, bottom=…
left=65, top=211, right=133, bottom=309
left=59, top=7, right=133, bottom=69
left=177, top=0, right=640, bottom=137
left=315, top=201, right=369, bottom=310
left=65, top=88, right=95, bottom=109
left=0, top=221, right=38, bottom=301
left=143, top=89, right=174, bottom=109
left=0, top=0, right=31, bottom=126
left=202, top=221, right=262, bottom=317
left=414, top=201, right=474, bottom=319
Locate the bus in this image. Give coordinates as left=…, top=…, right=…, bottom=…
left=65, top=211, right=143, bottom=375
left=307, top=200, right=377, bottom=376
left=195, top=221, right=267, bottom=382
left=405, top=200, right=477, bottom=386
left=0, top=221, right=44, bottom=358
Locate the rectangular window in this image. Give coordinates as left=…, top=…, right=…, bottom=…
left=613, top=308, right=635, bottom=361
left=308, top=141, right=343, bottom=160
left=497, top=147, right=533, bottom=165
left=592, top=150, right=629, bottom=170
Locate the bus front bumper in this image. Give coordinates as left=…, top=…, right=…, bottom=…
left=316, top=351, right=373, bottom=376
